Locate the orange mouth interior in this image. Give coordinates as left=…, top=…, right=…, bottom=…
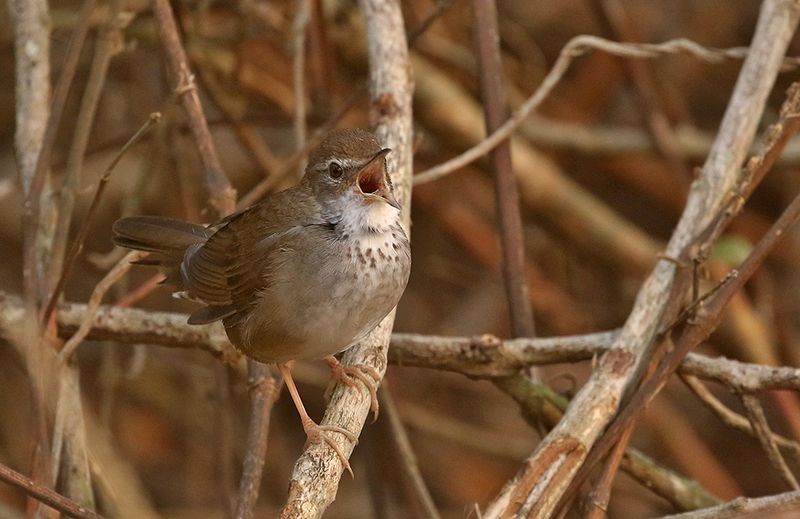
left=358, top=166, right=382, bottom=194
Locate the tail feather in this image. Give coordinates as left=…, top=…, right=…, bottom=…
left=112, top=216, right=211, bottom=253
left=112, top=216, right=213, bottom=288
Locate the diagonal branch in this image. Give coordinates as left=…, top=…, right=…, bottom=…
left=482, top=2, right=800, bottom=517
left=741, top=393, right=800, bottom=490
left=414, top=35, right=800, bottom=186
left=0, top=461, right=104, bottom=519
left=279, top=1, right=414, bottom=515
left=150, top=0, right=236, bottom=217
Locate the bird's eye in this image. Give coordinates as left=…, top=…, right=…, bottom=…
left=328, top=162, right=344, bottom=179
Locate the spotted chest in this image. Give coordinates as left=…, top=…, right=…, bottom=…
left=333, top=223, right=409, bottom=300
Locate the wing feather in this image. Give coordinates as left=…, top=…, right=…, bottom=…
left=181, top=187, right=322, bottom=322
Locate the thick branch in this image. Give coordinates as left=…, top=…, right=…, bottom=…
left=3, top=294, right=798, bottom=395
left=483, top=3, right=800, bottom=517
left=279, top=1, right=414, bottom=517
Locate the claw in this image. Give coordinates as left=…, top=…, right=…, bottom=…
left=300, top=416, right=357, bottom=478
left=325, top=356, right=381, bottom=422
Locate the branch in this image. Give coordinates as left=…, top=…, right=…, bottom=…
left=279, top=1, right=414, bottom=516
left=741, top=394, right=800, bottom=490
left=46, top=1, right=131, bottom=305
left=0, top=462, right=104, bottom=519
left=516, top=115, right=800, bottom=164
left=379, top=385, right=440, bottom=519
left=660, top=491, right=800, bottom=519
left=590, top=0, right=692, bottom=181
left=414, top=35, right=800, bottom=185
left=482, top=3, right=800, bottom=513
left=44, top=113, right=161, bottom=324
left=681, top=375, right=800, bottom=458
left=470, top=0, right=534, bottom=337
left=233, top=365, right=282, bottom=519
left=150, top=0, right=236, bottom=217
left=3, top=294, right=799, bottom=397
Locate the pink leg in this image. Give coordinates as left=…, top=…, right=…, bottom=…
left=278, top=363, right=358, bottom=477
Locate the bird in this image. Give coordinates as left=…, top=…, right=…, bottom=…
left=112, top=128, right=411, bottom=473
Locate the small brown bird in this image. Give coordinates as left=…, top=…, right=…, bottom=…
left=113, top=128, right=411, bottom=471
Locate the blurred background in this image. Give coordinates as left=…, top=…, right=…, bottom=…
left=2, top=0, right=800, bottom=517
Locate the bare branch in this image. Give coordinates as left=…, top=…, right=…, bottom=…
left=234, top=365, right=282, bottom=519
left=0, top=462, right=104, bottom=519
left=4, top=294, right=800, bottom=403
left=379, top=385, right=441, bottom=519
left=279, top=1, right=414, bottom=514
left=483, top=4, right=800, bottom=514
left=470, top=0, right=534, bottom=337
left=17, top=0, right=94, bottom=308
left=741, top=394, right=800, bottom=490
left=58, top=251, right=148, bottom=361
left=44, top=113, right=161, bottom=324
left=660, top=491, right=800, bottom=519
left=681, top=375, right=800, bottom=459
left=46, top=2, right=131, bottom=302
left=414, top=36, right=800, bottom=186
left=150, top=0, right=236, bottom=217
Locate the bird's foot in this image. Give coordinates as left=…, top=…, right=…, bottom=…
left=300, top=415, right=358, bottom=477
left=325, top=356, right=381, bottom=422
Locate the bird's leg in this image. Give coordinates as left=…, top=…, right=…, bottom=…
left=324, top=356, right=381, bottom=422
left=278, top=363, right=358, bottom=477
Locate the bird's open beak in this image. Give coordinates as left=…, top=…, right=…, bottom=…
left=356, top=148, right=401, bottom=210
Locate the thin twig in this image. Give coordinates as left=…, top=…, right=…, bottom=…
left=43, top=114, right=161, bottom=324
left=46, top=1, right=131, bottom=300
left=0, top=462, right=104, bottom=519
left=234, top=364, right=282, bottom=519
left=681, top=375, right=800, bottom=459
left=470, top=0, right=534, bottom=337
left=589, top=0, right=692, bottom=182
left=585, top=424, right=634, bottom=519
left=58, top=251, right=148, bottom=361
left=414, top=36, right=800, bottom=186
left=292, top=0, right=310, bottom=177
left=19, top=0, right=95, bottom=309
left=236, top=108, right=351, bottom=208
left=150, top=0, right=236, bottom=217
left=660, top=490, right=800, bottom=519
left=741, top=393, right=800, bottom=490
left=407, top=0, right=452, bottom=45
left=379, top=385, right=441, bottom=519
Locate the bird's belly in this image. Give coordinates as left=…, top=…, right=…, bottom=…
left=234, top=234, right=409, bottom=363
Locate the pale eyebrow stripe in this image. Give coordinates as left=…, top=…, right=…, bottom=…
left=316, top=157, right=371, bottom=171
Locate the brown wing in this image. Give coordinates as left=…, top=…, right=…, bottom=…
left=183, top=187, right=321, bottom=324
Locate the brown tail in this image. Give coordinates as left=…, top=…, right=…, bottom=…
left=112, top=216, right=212, bottom=286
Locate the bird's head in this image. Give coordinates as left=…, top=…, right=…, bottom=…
left=305, top=128, right=401, bottom=217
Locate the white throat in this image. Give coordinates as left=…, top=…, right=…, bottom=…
left=338, top=198, right=399, bottom=237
